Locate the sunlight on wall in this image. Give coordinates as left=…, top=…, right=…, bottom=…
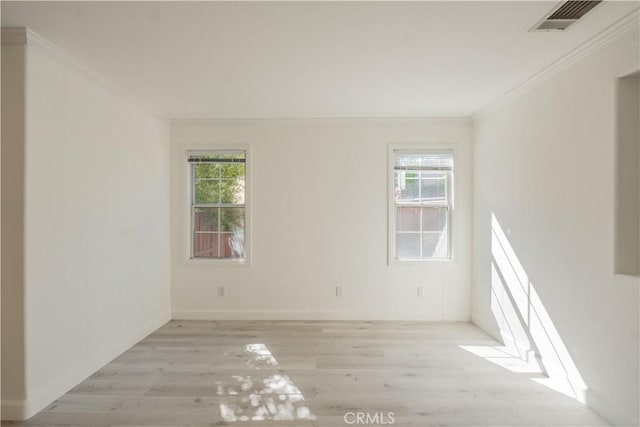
left=217, top=343, right=316, bottom=422
left=464, top=213, right=587, bottom=402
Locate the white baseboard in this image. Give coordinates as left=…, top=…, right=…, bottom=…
left=585, top=388, right=639, bottom=427
left=470, top=313, right=502, bottom=341
left=472, top=315, right=639, bottom=427
left=1, top=313, right=171, bottom=421
left=1, top=400, right=29, bottom=421
left=472, top=313, right=538, bottom=356
left=172, top=310, right=470, bottom=322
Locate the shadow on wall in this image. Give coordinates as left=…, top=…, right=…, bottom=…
left=464, top=213, right=587, bottom=402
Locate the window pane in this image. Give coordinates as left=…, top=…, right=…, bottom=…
left=193, top=207, right=218, bottom=231
left=397, top=233, right=420, bottom=258
left=195, top=163, right=220, bottom=179
left=420, top=173, right=446, bottom=202
left=395, top=171, right=419, bottom=202
left=193, top=232, right=219, bottom=258
left=195, top=179, right=220, bottom=204
left=422, top=233, right=448, bottom=258
left=396, top=207, right=420, bottom=232
left=221, top=162, right=245, bottom=179
left=220, top=179, right=245, bottom=204
left=221, top=207, right=245, bottom=232
left=422, top=207, right=447, bottom=232
left=220, top=232, right=244, bottom=258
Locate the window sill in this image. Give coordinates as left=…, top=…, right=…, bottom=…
left=184, top=258, right=250, bottom=267
left=389, top=257, right=455, bottom=265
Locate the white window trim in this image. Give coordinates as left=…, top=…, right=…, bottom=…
left=387, top=143, right=457, bottom=265
left=183, top=144, right=252, bottom=267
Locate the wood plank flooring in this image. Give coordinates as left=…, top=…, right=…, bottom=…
left=2, top=321, right=610, bottom=427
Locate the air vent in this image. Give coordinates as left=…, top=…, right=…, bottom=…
left=530, top=1, right=602, bottom=32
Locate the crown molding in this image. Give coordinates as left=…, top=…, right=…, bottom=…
left=1, top=27, right=28, bottom=45
left=24, top=28, right=163, bottom=119
left=476, top=8, right=640, bottom=118
left=1, top=27, right=164, bottom=120
left=170, top=116, right=473, bottom=125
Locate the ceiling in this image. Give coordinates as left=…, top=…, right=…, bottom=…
left=2, top=1, right=638, bottom=119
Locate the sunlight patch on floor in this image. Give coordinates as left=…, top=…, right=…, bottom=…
left=218, top=344, right=316, bottom=422
left=459, top=344, right=543, bottom=374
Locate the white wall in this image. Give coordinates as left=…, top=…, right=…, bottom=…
left=1, top=31, right=172, bottom=420
left=473, top=25, right=639, bottom=426
left=171, top=119, right=472, bottom=321
left=1, top=42, right=27, bottom=418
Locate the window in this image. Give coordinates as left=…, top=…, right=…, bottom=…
left=391, top=150, right=453, bottom=261
left=614, top=72, right=640, bottom=275
left=189, top=150, right=246, bottom=260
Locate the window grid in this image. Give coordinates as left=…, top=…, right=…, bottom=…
left=393, top=151, right=453, bottom=261
left=189, top=151, right=246, bottom=260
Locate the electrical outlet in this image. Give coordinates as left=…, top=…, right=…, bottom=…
left=417, top=286, right=423, bottom=297
left=336, top=286, right=343, bottom=297
left=218, top=286, right=225, bottom=297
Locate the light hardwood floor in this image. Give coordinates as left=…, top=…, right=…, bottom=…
left=2, top=320, right=610, bottom=427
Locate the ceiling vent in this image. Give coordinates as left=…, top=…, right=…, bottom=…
left=530, top=0, right=602, bottom=32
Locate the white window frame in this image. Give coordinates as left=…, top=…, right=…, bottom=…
left=388, top=144, right=455, bottom=264
left=183, top=145, right=251, bottom=266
